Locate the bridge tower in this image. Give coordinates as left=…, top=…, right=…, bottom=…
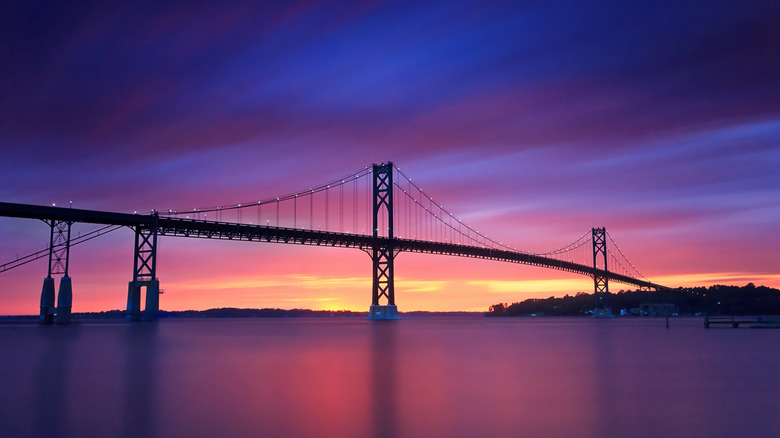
left=40, top=219, right=73, bottom=324
left=592, top=227, right=613, bottom=317
left=368, top=162, right=399, bottom=320
left=127, top=213, right=160, bottom=321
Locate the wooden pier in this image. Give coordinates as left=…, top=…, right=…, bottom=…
left=704, top=314, right=780, bottom=328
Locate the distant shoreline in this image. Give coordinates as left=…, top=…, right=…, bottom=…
left=0, top=308, right=485, bottom=321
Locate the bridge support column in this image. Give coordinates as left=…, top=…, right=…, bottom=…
left=369, top=304, right=399, bottom=320
left=368, top=162, right=399, bottom=320
left=592, top=227, right=613, bottom=318
left=127, top=282, right=142, bottom=321
left=127, top=279, right=160, bottom=322
left=127, top=216, right=160, bottom=321
left=39, top=277, right=56, bottom=324
left=144, top=279, right=160, bottom=321
left=55, top=277, right=72, bottom=324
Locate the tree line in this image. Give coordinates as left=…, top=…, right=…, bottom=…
left=487, top=283, right=780, bottom=316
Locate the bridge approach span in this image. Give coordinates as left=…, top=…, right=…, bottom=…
left=0, top=202, right=155, bottom=227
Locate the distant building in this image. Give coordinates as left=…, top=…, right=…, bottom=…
left=639, top=303, right=678, bottom=317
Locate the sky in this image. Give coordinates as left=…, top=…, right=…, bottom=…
left=1, top=0, right=779, bottom=314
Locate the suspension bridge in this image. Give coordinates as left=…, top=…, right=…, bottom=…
left=0, top=162, right=668, bottom=322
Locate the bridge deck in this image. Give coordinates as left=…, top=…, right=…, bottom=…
left=0, top=202, right=154, bottom=226
left=0, top=201, right=668, bottom=290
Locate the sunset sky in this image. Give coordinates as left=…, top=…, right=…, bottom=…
left=1, top=0, right=779, bottom=314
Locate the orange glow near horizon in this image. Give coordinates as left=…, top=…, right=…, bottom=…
left=1, top=215, right=778, bottom=316
left=2, top=242, right=778, bottom=315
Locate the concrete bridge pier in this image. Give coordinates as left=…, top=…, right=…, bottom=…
left=55, top=277, right=72, bottom=324
left=39, top=277, right=56, bottom=324
left=127, top=280, right=160, bottom=321
left=143, top=280, right=160, bottom=321
left=368, top=304, right=399, bottom=320
left=127, top=282, right=142, bottom=321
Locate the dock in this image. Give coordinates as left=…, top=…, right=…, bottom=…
left=704, top=314, right=780, bottom=328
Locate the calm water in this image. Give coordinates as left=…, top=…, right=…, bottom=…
left=1, top=316, right=778, bottom=438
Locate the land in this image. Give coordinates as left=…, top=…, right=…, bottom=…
left=487, top=283, right=780, bottom=317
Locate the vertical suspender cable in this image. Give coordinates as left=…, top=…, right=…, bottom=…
left=406, top=180, right=410, bottom=239
left=353, top=175, right=357, bottom=233
left=326, top=186, right=329, bottom=231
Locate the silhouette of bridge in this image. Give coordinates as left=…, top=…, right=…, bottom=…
left=0, top=162, right=668, bottom=322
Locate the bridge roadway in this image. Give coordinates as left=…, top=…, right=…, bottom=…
left=0, top=202, right=668, bottom=290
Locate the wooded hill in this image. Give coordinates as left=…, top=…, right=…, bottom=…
left=487, top=283, right=780, bottom=316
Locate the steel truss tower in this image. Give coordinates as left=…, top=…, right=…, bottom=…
left=127, top=213, right=160, bottom=321
left=592, top=227, right=612, bottom=317
left=369, top=162, right=399, bottom=319
left=40, top=219, right=73, bottom=324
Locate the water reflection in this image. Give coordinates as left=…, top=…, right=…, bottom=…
left=123, top=323, right=159, bottom=438
left=2, top=317, right=779, bottom=438
left=370, top=321, right=398, bottom=438
left=590, top=319, right=620, bottom=437
left=34, top=325, right=78, bottom=437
